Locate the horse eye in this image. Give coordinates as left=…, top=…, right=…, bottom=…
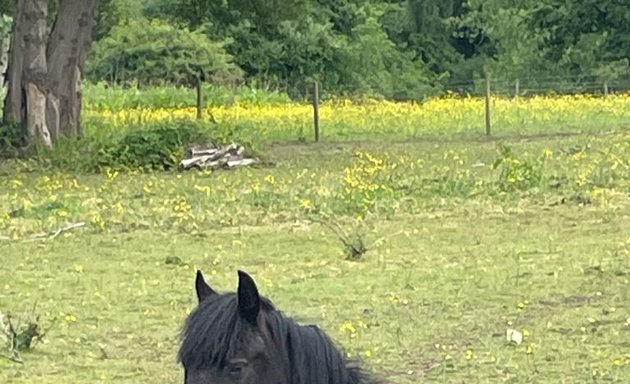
left=229, top=365, right=243, bottom=375
left=226, top=359, right=248, bottom=376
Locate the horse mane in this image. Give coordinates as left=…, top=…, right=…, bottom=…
left=178, top=292, right=380, bottom=384
left=263, top=311, right=380, bottom=384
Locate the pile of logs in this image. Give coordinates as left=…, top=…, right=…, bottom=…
left=179, top=143, right=258, bottom=170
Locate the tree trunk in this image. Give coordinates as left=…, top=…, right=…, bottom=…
left=17, top=0, right=51, bottom=148
left=0, top=21, right=11, bottom=89
left=2, top=0, right=96, bottom=149
left=3, top=1, right=27, bottom=127
left=46, top=0, right=96, bottom=140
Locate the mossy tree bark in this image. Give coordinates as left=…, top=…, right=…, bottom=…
left=2, top=0, right=96, bottom=149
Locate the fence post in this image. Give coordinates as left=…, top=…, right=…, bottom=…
left=515, top=78, right=520, bottom=99
left=196, top=76, right=204, bottom=119
left=603, top=80, right=609, bottom=97
left=485, top=73, right=492, bottom=136
left=313, top=81, right=320, bottom=142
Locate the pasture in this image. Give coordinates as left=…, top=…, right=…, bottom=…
left=1, top=91, right=629, bottom=383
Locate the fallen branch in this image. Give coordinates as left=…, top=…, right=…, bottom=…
left=29, top=221, right=87, bottom=240
left=1, top=222, right=87, bottom=242
left=0, top=352, right=23, bottom=364
left=369, top=229, right=405, bottom=248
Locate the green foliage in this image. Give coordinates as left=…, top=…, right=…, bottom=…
left=0, top=121, right=23, bottom=155
left=93, top=0, right=144, bottom=40
left=0, top=0, right=13, bottom=16
left=82, top=82, right=290, bottom=110
left=339, top=150, right=394, bottom=216
left=87, top=0, right=630, bottom=98
left=45, top=116, right=264, bottom=173
left=0, top=12, right=11, bottom=34
left=338, top=14, right=437, bottom=99
left=99, top=120, right=210, bottom=171
left=141, top=1, right=438, bottom=99
left=218, top=16, right=340, bottom=97
left=401, top=0, right=466, bottom=75
left=87, top=18, right=243, bottom=86
left=493, top=144, right=544, bottom=192
left=458, top=2, right=550, bottom=82
left=530, top=0, right=630, bottom=82
left=462, top=0, right=630, bottom=90
left=46, top=120, right=210, bottom=172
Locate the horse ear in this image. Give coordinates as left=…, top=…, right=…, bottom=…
left=195, top=270, right=217, bottom=303
left=237, top=270, right=260, bottom=325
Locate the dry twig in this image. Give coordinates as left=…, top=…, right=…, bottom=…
left=0, top=221, right=87, bottom=243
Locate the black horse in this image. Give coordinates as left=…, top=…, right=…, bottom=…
left=179, top=270, right=381, bottom=384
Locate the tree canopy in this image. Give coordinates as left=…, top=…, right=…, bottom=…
left=4, top=0, right=630, bottom=99
left=87, top=18, right=243, bottom=86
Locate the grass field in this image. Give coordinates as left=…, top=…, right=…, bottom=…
left=1, top=93, right=630, bottom=383
left=84, top=93, right=630, bottom=142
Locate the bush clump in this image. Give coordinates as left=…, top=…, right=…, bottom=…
left=97, top=119, right=211, bottom=171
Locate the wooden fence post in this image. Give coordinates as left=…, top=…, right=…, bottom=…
left=603, top=80, right=609, bottom=97
left=485, top=73, right=492, bottom=136
left=515, top=78, right=520, bottom=99
left=196, top=76, right=204, bottom=119
left=313, top=81, right=320, bottom=142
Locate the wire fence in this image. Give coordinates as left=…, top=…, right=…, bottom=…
left=444, top=76, right=630, bottom=98
left=4, top=73, right=630, bottom=143
left=296, top=75, right=630, bottom=141
left=497, top=73, right=626, bottom=94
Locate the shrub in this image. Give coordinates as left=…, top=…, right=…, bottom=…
left=96, top=119, right=212, bottom=171
left=493, top=144, right=544, bottom=192
left=87, top=18, right=243, bottom=87
left=45, top=117, right=264, bottom=173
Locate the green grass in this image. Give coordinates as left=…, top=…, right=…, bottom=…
left=1, top=133, right=629, bottom=383
left=82, top=82, right=292, bottom=110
